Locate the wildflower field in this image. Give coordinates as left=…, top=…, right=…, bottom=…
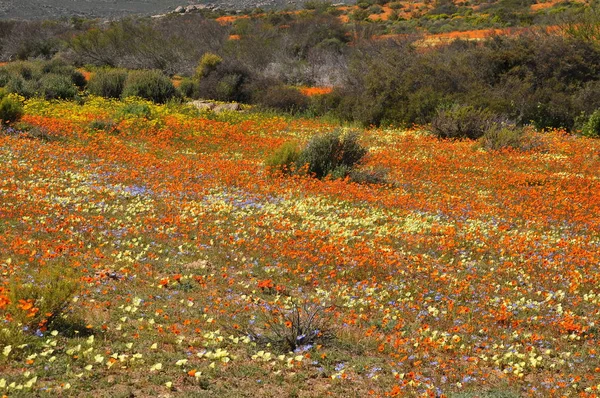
left=0, top=97, right=599, bottom=397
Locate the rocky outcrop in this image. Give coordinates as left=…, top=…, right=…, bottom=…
left=189, top=100, right=243, bottom=113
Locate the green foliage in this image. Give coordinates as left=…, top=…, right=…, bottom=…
left=87, top=69, right=128, bottom=99
left=118, top=102, right=153, bottom=119
left=39, top=73, right=78, bottom=100
left=266, top=131, right=369, bottom=181
left=196, top=53, right=223, bottom=79
left=178, top=77, right=200, bottom=99
left=581, top=109, right=600, bottom=138
left=122, top=70, right=177, bottom=103
left=0, top=95, right=24, bottom=126
left=479, top=124, right=525, bottom=150
left=0, top=60, right=85, bottom=100
left=265, top=141, right=301, bottom=174
left=430, top=104, right=498, bottom=140
left=298, top=130, right=367, bottom=179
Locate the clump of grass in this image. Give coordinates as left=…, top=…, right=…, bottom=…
left=236, top=297, right=334, bottom=352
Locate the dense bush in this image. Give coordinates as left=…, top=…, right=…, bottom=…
left=298, top=130, right=367, bottom=179
left=178, top=77, right=200, bottom=99
left=479, top=124, right=525, bottom=150
left=0, top=60, right=84, bottom=100
left=122, top=70, right=177, bottom=103
left=581, top=109, right=600, bottom=138
left=430, top=104, right=500, bottom=140
left=87, top=69, right=128, bottom=98
left=0, top=95, right=24, bottom=126
left=39, top=73, right=78, bottom=100
left=266, top=130, right=368, bottom=180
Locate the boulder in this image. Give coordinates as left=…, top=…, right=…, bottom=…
left=189, top=100, right=216, bottom=111
left=214, top=103, right=242, bottom=112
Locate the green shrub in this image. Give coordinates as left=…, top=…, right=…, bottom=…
left=41, top=59, right=86, bottom=89
left=122, top=70, right=177, bottom=103
left=195, top=53, right=223, bottom=79
left=118, top=102, right=153, bottom=119
left=39, top=73, right=78, bottom=100
left=480, top=124, right=546, bottom=151
left=581, top=109, right=600, bottom=138
left=4, top=265, right=79, bottom=337
left=88, top=69, right=128, bottom=99
left=4, top=76, right=39, bottom=98
left=265, top=141, right=301, bottom=174
left=0, top=96, right=24, bottom=126
left=257, top=86, right=309, bottom=113
left=178, top=77, right=200, bottom=99
left=479, top=124, right=525, bottom=150
left=298, top=130, right=367, bottom=179
left=0, top=69, right=10, bottom=87
left=430, top=104, right=499, bottom=140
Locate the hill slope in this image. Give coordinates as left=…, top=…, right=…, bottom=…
left=0, top=0, right=328, bottom=19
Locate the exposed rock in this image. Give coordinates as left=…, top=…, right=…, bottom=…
left=190, top=100, right=216, bottom=111
left=189, top=100, right=244, bottom=113
left=214, top=103, right=242, bottom=112
left=174, top=5, right=185, bottom=13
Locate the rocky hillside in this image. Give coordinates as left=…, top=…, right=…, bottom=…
left=0, top=0, right=351, bottom=19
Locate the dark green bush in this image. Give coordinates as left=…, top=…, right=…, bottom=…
left=430, top=104, right=499, bottom=140
left=0, top=69, right=10, bottom=87
left=0, top=96, right=24, bottom=126
left=298, top=130, right=367, bottom=179
left=87, top=69, right=128, bottom=99
left=41, top=59, right=87, bottom=89
left=267, top=131, right=369, bottom=180
left=122, top=70, right=177, bottom=103
left=39, top=73, right=78, bottom=100
left=582, top=109, right=600, bottom=138
left=257, top=86, right=309, bottom=113
left=178, top=77, right=200, bottom=99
